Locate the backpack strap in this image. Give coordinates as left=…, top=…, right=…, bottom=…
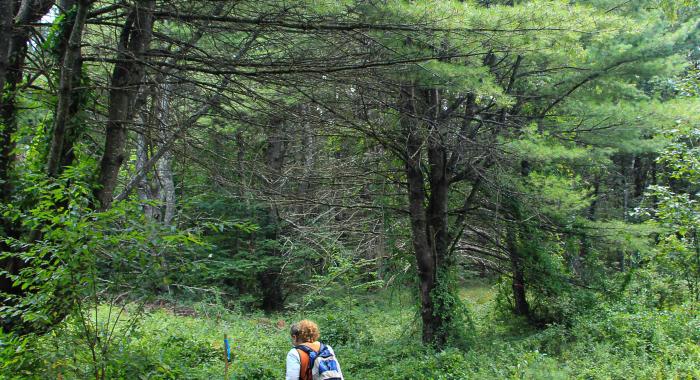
left=295, top=347, right=311, bottom=380
left=295, top=345, right=318, bottom=380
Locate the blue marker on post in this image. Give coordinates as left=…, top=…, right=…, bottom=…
left=223, top=334, right=232, bottom=379
left=224, top=336, right=231, bottom=362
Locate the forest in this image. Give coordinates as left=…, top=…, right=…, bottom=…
left=0, top=0, right=699, bottom=378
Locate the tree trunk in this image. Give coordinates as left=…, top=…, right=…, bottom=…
left=2, top=0, right=69, bottom=185
left=1, top=1, right=37, bottom=199
left=0, top=0, right=13, bottom=99
left=135, top=130, right=161, bottom=220
left=0, top=0, right=54, bottom=330
left=235, top=130, right=245, bottom=189
left=507, top=224, right=530, bottom=317
left=401, top=85, right=454, bottom=347
left=0, top=1, right=22, bottom=307
left=424, top=87, right=454, bottom=346
left=155, top=139, right=176, bottom=224
left=96, top=0, right=154, bottom=210
left=155, top=84, right=176, bottom=224
left=507, top=161, right=531, bottom=318
left=405, top=133, right=438, bottom=345
left=46, top=0, right=91, bottom=177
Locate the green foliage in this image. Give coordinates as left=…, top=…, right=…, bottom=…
left=177, top=196, right=296, bottom=309
left=2, top=285, right=698, bottom=379
left=635, top=118, right=700, bottom=302
left=0, top=158, right=204, bottom=328
left=316, top=309, right=373, bottom=347
left=430, top=267, right=476, bottom=350
left=0, top=154, right=211, bottom=378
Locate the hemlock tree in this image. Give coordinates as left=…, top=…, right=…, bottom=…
left=304, top=0, right=698, bottom=344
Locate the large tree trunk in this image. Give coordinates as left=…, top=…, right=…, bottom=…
left=0, top=0, right=13, bottom=98
left=401, top=85, right=453, bottom=347
left=96, top=0, right=154, bottom=210
left=424, top=87, right=453, bottom=346
left=0, top=0, right=21, bottom=309
left=405, top=134, right=437, bottom=344
left=0, top=0, right=55, bottom=331
left=46, top=0, right=91, bottom=177
left=1, top=0, right=54, bottom=199
left=507, top=163, right=531, bottom=318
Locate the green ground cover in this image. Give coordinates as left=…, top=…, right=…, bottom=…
left=2, top=282, right=698, bottom=379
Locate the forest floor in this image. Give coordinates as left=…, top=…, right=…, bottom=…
left=16, top=280, right=700, bottom=379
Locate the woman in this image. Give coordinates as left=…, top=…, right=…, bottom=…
left=285, top=319, right=343, bottom=380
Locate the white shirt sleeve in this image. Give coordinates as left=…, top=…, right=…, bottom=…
left=285, top=348, right=301, bottom=380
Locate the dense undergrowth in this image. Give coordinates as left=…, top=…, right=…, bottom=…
left=1, top=282, right=698, bottom=380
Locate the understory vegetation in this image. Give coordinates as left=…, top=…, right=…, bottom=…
left=3, top=283, right=698, bottom=379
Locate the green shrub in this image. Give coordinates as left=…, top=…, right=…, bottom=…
left=317, top=307, right=374, bottom=347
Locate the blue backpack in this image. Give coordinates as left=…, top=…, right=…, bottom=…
left=295, top=343, right=343, bottom=380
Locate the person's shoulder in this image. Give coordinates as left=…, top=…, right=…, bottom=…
left=287, top=347, right=300, bottom=358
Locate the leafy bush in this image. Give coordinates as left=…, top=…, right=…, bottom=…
left=317, top=310, right=374, bottom=347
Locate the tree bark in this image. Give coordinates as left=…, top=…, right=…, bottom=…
left=46, top=0, right=91, bottom=177
left=505, top=160, right=531, bottom=319
left=507, top=223, right=530, bottom=317
left=0, top=0, right=13, bottom=99
left=1, top=0, right=53, bottom=199
left=155, top=84, right=175, bottom=224
left=0, top=0, right=54, bottom=329
left=155, top=148, right=176, bottom=225
left=401, top=85, right=454, bottom=347
left=135, top=130, right=160, bottom=220
left=96, top=0, right=154, bottom=210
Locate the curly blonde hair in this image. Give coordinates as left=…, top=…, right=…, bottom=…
left=290, top=319, right=320, bottom=343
